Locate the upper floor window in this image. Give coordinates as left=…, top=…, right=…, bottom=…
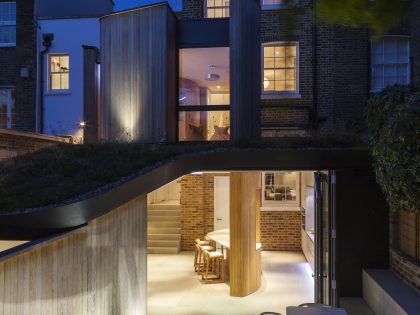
left=49, top=54, right=70, bottom=91
left=262, top=42, right=299, bottom=98
left=371, top=36, right=410, bottom=92
left=0, top=2, right=16, bottom=47
left=205, top=0, right=229, bottom=18
left=262, top=0, right=296, bottom=9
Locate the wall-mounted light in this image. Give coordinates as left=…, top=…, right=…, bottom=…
left=216, top=85, right=221, bottom=89
left=79, top=121, right=86, bottom=128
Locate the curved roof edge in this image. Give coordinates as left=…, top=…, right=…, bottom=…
left=0, top=148, right=371, bottom=240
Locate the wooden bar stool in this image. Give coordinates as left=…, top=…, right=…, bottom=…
left=201, top=250, right=224, bottom=284
left=194, top=239, right=214, bottom=272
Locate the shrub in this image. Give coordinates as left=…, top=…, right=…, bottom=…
left=366, top=85, right=420, bottom=213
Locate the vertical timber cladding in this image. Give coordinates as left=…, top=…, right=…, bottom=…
left=230, top=0, right=261, bottom=142
left=100, top=4, right=177, bottom=142
left=0, top=195, right=148, bottom=315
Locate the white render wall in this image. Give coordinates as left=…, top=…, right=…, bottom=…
left=38, top=18, right=100, bottom=143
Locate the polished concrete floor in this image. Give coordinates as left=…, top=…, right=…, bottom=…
left=147, top=251, right=315, bottom=315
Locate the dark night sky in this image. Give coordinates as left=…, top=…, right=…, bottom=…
left=113, top=0, right=182, bottom=11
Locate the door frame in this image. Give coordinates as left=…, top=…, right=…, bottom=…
left=314, top=170, right=337, bottom=306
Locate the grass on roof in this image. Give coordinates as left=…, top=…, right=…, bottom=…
left=0, top=137, right=363, bottom=213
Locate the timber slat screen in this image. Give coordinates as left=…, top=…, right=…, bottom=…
left=100, top=4, right=177, bottom=142
left=0, top=195, right=147, bottom=315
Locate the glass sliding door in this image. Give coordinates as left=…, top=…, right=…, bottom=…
left=0, top=88, right=15, bottom=129
left=314, top=170, right=337, bottom=306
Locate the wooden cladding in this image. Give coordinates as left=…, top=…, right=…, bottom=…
left=229, top=172, right=261, bottom=297
left=229, top=0, right=261, bottom=142
left=0, top=195, right=147, bottom=315
left=399, top=211, right=420, bottom=262
left=100, top=4, right=177, bottom=142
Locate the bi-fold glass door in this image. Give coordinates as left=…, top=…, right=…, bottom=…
left=314, top=170, right=337, bottom=307
left=0, top=88, right=16, bottom=129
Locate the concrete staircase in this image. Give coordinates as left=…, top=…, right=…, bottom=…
left=147, top=201, right=181, bottom=254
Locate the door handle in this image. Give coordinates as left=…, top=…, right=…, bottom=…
left=217, top=218, right=223, bottom=221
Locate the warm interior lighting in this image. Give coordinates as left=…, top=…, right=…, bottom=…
left=216, top=85, right=221, bottom=89
left=263, top=77, right=269, bottom=89
left=191, top=172, right=204, bottom=175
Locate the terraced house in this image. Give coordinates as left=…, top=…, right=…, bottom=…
left=0, top=1, right=419, bottom=315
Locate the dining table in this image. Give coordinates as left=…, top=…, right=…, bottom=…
left=206, top=228, right=262, bottom=251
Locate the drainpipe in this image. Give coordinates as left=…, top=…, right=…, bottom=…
left=39, top=33, right=54, bottom=134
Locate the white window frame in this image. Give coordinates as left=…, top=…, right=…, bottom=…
left=370, top=35, right=410, bottom=93
left=261, top=171, right=300, bottom=211
left=262, top=0, right=298, bottom=10
left=204, top=0, right=230, bottom=18
left=0, top=2, right=16, bottom=47
left=261, top=41, right=300, bottom=99
left=47, top=53, right=70, bottom=93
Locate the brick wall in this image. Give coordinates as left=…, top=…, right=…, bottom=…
left=260, top=211, right=302, bottom=251
left=180, top=174, right=215, bottom=250
left=15, top=0, right=37, bottom=132
left=390, top=248, right=420, bottom=294
left=181, top=0, right=202, bottom=19
left=0, top=0, right=37, bottom=132
left=0, top=128, right=71, bottom=159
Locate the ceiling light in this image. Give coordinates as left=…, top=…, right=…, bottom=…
left=205, top=65, right=220, bottom=81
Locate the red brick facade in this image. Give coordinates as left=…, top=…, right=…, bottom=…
left=260, top=211, right=302, bottom=251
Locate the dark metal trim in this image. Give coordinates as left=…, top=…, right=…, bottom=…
left=179, top=105, right=230, bottom=111
left=0, top=148, right=372, bottom=240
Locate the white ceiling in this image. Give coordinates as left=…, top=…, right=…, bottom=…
left=179, top=47, right=230, bottom=93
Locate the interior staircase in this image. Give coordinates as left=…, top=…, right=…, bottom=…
left=147, top=201, right=181, bottom=254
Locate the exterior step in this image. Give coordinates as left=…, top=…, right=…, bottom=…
left=147, top=240, right=180, bottom=247
left=148, top=234, right=180, bottom=241
left=148, top=215, right=181, bottom=222
left=148, top=203, right=181, bottom=211
left=148, top=221, right=180, bottom=228
left=148, top=227, right=180, bottom=234
left=148, top=247, right=180, bottom=254
left=148, top=209, right=181, bottom=216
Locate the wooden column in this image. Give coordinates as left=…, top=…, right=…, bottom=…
left=230, top=172, right=261, bottom=297
left=230, top=0, right=261, bottom=142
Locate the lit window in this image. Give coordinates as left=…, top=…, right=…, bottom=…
left=0, top=2, right=16, bottom=46
left=263, top=172, right=298, bottom=203
left=371, top=36, right=410, bottom=91
left=263, top=42, right=299, bottom=94
left=49, top=55, right=70, bottom=90
left=205, top=0, right=229, bottom=18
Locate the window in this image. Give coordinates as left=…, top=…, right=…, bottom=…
left=262, top=42, right=299, bottom=96
left=262, top=172, right=298, bottom=205
left=178, top=47, right=230, bottom=141
left=205, top=0, right=229, bottom=18
left=49, top=55, right=70, bottom=91
left=371, top=36, right=410, bottom=91
left=0, top=2, right=16, bottom=46
left=0, top=88, right=15, bottom=129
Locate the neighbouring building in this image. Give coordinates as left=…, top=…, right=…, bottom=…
left=0, top=0, right=113, bottom=142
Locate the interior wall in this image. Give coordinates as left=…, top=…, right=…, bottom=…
left=180, top=172, right=303, bottom=252
left=0, top=195, right=147, bottom=315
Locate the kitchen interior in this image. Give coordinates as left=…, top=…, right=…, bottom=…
left=146, top=170, right=317, bottom=315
